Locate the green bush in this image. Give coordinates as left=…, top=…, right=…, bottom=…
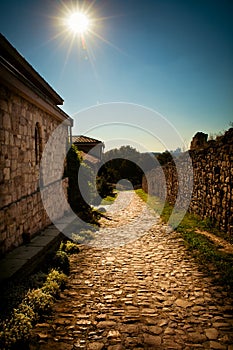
left=45, top=269, right=67, bottom=289
left=42, top=280, right=60, bottom=297
left=23, top=289, right=54, bottom=318
left=0, top=305, right=35, bottom=349
left=0, top=268, right=68, bottom=349
left=0, top=242, right=72, bottom=350
left=66, top=144, right=97, bottom=212
left=0, top=221, right=75, bottom=349
left=72, top=230, right=96, bottom=244
left=59, top=240, right=80, bottom=255
left=52, top=250, right=70, bottom=274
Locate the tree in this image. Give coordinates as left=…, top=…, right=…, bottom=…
left=157, top=150, right=174, bottom=166
left=66, top=145, right=95, bottom=212
left=97, top=146, right=145, bottom=194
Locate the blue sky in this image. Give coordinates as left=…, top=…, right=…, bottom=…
left=1, top=0, right=232, bottom=152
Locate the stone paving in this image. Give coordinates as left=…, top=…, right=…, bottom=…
left=30, top=191, right=233, bottom=350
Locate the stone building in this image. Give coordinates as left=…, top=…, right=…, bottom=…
left=72, top=135, right=104, bottom=169
left=0, top=34, right=73, bottom=256
left=72, top=135, right=104, bottom=160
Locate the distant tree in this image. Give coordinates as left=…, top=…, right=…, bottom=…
left=139, top=153, right=159, bottom=171
left=98, top=146, right=146, bottom=196
left=171, top=147, right=182, bottom=157
left=157, top=150, right=174, bottom=166
left=96, top=176, right=114, bottom=201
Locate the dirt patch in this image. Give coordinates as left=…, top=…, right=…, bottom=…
left=196, top=229, right=233, bottom=254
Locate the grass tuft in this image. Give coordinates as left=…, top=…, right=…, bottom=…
left=136, top=189, right=233, bottom=288
left=100, top=192, right=118, bottom=206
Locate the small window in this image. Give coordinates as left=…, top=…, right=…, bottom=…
left=35, top=122, right=42, bottom=165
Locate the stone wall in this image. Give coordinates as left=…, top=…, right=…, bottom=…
left=142, top=128, right=233, bottom=235
left=0, top=85, right=70, bottom=256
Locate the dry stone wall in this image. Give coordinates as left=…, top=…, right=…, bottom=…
left=0, top=85, right=69, bottom=256
left=142, top=128, right=233, bottom=236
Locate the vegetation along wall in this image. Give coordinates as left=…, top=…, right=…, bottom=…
left=142, top=128, right=233, bottom=236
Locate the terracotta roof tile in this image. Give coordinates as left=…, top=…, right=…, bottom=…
left=72, top=135, right=103, bottom=144
left=80, top=152, right=100, bottom=164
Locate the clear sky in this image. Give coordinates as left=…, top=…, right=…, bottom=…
left=1, top=0, right=232, bottom=152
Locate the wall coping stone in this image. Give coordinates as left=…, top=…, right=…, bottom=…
left=0, top=224, right=63, bottom=283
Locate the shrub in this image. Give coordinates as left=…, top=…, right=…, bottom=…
left=52, top=250, right=70, bottom=274
left=59, top=240, right=80, bottom=255
left=23, top=289, right=54, bottom=318
left=0, top=268, right=68, bottom=349
left=0, top=268, right=68, bottom=348
left=72, top=230, right=96, bottom=244
left=42, top=280, right=60, bottom=297
left=45, top=269, right=67, bottom=289
left=0, top=249, right=70, bottom=349
left=0, top=306, right=34, bottom=349
left=66, top=145, right=96, bottom=212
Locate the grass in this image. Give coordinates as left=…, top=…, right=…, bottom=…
left=136, top=188, right=233, bottom=289
left=100, top=191, right=118, bottom=205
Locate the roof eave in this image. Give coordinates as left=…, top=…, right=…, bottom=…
left=0, top=34, right=63, bottom=106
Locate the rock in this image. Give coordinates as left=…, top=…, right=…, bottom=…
left=192, top=305, right=204, bottom=312
left=164, top=327, right=176, bottom=335
left=188, top=332, right=207, bottom=343
left=97, top=321, right=117, bottom=328
left=212, top=322, right=230, bottom=329
left=36, top=323, right=50, bottom=328
left=175, top=299, right=192, bottom=308
left=120, top=324, right=139, bottom=334
left=157, top=319, right=168, bottom=327
left=143, top=334, right=162, bottom=346
left=205, top=328, right=219, bottom=340
left=76, top=319, right=92, bottom=325
left=209, top=341, right=226, bottom=349
left=163, top=340, right=183, bottom=349
left=107, top=345, right=125, bottom=350
left=125, top=336, right=142, bottom=347
left=96, top=314, right=107, bottom=320
left=107, top=330, right=121, bottom=339
left=148, top=326, right=163, bottom=335
left=87, top=342, right=105, bottom=350
left=37, top=333, right=48, bottom=340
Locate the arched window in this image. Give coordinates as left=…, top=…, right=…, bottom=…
left=35, top=122, right=42, bottom=165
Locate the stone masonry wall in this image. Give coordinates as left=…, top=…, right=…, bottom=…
left=142, top=128, right=233, bottom=236
left=0, top=85, right=69, bottom=256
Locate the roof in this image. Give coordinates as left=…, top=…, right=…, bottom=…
left=72, top=135, right=104, bottom=144
left=80, top=152, right=101, bottom=164
left=0, top=34, right=63, bottom=106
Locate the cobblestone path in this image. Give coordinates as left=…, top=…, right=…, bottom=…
left=30, top=191, right=233, bottom=350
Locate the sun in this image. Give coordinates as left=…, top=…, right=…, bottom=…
left=66, top=12, right=90, bottom=34
left=54, top=2, right=124, bottom=65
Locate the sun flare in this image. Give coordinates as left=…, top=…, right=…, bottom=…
left=67, top=12, right=90, bottom=34
left=54, top=2, right=123, bottom=66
